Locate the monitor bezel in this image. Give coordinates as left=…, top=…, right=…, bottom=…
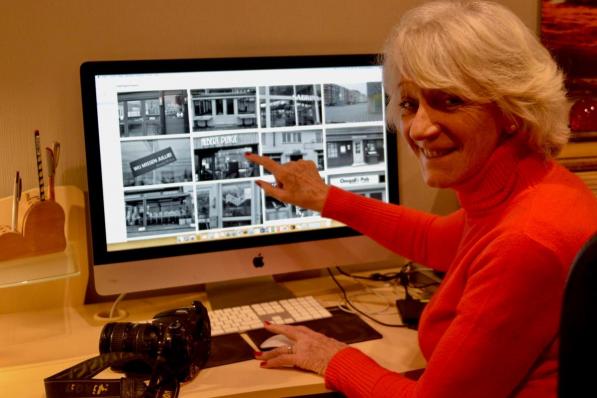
left=80, top=54, right=399, bottom=267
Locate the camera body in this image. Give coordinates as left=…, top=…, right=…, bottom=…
left=99, top=301, right=211, bottom=383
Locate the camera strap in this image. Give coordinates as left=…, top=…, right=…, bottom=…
left=44, top=352, right=179, bottom=398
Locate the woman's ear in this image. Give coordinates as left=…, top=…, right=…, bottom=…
left=499, top=112, right=519, bottom=136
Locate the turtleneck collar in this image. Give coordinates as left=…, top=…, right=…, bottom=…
left=454, top=140, right=553, bottom=215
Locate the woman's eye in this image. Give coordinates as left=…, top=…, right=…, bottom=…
left=398, top=99, right=418, bottom=113
left=425, top=92, right=467, bottom=112
left=444, top=96, right=465, bottom=107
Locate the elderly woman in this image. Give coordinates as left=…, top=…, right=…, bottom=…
left=246, top=1, right=597, bottom=397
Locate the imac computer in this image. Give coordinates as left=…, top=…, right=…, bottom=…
left=80, top=54, right=400, bottom=305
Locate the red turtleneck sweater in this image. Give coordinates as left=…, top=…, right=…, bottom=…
left=322, top=143, right=597, bottom=398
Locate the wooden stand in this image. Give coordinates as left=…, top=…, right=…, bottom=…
left=0, top=194, right=66, bottom=261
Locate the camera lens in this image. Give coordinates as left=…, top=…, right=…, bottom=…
left=99, top=322, right=160, bottom=357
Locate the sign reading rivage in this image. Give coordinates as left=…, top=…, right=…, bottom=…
left=130, top=147, right=177, bottom=177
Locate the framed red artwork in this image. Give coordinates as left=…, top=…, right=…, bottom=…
left=541, top=0, right=597, bottom=142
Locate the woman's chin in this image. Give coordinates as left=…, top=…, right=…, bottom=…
left=421, top=172, right=455, bottom=189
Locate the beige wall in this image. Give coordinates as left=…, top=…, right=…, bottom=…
left=0, top=0, right=538, bottom=213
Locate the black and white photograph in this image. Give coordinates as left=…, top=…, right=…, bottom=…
left=296, top=85, right=323, bottom=126
left=261, top=129, right=324, bottom=172
left=124, top=186, right=196, bottom=238
left=325, top=126, right=385, bottom=169
left=323, top=82, right=383, bottom=124
left=265, top=194, right=319, bottom=221
left=118, top=90, right=189, bottom=137
left=259, top=84, right=322, bottom=128
left=221, top=181, right=263, bottom=228
left=193, top=132, right=260, bottom=181
left=121, top=138, right=193, bottom=187
left=190, top=87, right=257, bottom=131
left=327, top=171, right=387, bottom=202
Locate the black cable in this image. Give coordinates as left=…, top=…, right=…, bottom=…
left=334, top=266, right=376, bottom=280
left=335, top=264, right=440, bottom=289
left=326, top=268, right=408, bottom=328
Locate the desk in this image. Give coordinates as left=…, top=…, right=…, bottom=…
left=0, top=274, right=425, bottom=397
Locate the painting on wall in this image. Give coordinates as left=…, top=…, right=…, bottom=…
left=541, top=0, right=597, bottom=142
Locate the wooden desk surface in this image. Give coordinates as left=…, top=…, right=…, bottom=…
left=0, top=275, right=425, bottom=397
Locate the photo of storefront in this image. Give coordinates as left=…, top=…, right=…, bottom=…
left=324, top=82, right=383, bottom=123
left=261, top=130, right=324, bottom=171
left=196, top=181, right=262, bottom=230
left=325, top=126, right=385, bottom=169
left=121, top=138, right=193, bottom=187
left=328, top=171, right=387, bottom=202
left=125, top=186, right=196, bottom=238
left=194, top=133, right=259, bottom=181
left=259, top=84, right=322, bottom=128
left=190, top=87, right=256, bottom=131
left=264, top=195, right=318, bottom=221
left=118, top=90, right=189, bottom=137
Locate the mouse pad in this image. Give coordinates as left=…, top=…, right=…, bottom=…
left=204, top=333, right=255, bottom=368
left=247, top=307, right=383, bottom=350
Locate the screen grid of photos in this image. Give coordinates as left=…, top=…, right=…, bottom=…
left=118, top=78, right=388, bottom=243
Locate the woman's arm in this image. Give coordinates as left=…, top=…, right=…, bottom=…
left=325, top=233, right=563, bottom=398
left=322, top=186, right=463, bottom=272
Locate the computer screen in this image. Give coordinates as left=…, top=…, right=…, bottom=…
left=80, top=54, right=400, bottom=300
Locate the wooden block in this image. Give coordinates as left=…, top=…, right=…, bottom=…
left=21, top=199, right=66, bottom=255
left=0, top=195, right=66, bottom=261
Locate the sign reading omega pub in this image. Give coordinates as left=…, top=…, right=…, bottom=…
left=130, top=147, right=177, bottom=177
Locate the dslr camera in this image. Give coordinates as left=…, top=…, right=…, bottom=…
left=100, top=301, right=211, bottom=383
left=44, top=301, right=211, bottom=398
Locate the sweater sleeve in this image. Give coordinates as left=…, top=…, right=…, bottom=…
left=325, top=234, right=564, bottom=398
left=322, top=186, right=464, bottom=271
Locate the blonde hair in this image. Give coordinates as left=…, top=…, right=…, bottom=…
left=383, top=0, right=570, bottom=157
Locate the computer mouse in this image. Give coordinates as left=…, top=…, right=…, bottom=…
left=259, top=334, right=294, bottom=350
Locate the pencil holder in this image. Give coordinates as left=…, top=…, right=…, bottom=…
left=0, top=194, right=66, bottom=261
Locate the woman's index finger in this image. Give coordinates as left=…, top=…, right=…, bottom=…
left=245, top=153, right=281, bottom=173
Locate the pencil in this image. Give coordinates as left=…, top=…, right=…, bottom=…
left=11, top=171, right=21, bottom=231
left=34, top=130, right=45, bottom=201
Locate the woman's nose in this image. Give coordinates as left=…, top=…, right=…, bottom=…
left=409, top=105, right=440, bottom=141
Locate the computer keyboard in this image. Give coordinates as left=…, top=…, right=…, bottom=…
left=208, top=296, right=332, bottom=336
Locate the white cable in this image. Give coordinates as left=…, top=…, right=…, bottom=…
left=109, top=292, right=127, bottom=319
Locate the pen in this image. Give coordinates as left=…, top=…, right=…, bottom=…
left=11, top=171, right=22, bottom=232
left=34, top=130, right=45, bottom=201
left=52, top=142, right=60, bottom=170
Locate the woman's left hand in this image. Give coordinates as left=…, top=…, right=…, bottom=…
left=255, top=322, right=347, bottom=375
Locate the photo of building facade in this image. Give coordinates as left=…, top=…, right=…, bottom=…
left=261, top=129, right=324, bottom=171
left=265, top=195, right=319, bottom=221
left=325, top=126, right=385, bottom=169
left=324, top=82, right=383, bottom=123
left=124, top=186, right=195, bottom=238
left=196, top=181, right=263, bottom=230
left=118, top=90, right=189, bottom=137
left=190, top=87, right=257, bottom=131
left=193, top=133, right=260, bottom=181
left=259, top=85, right=322, bottom=128
left=121, top=138, right=193, bottom=187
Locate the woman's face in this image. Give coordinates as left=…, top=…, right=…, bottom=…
left=397, top=80, right=505, bottom=188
